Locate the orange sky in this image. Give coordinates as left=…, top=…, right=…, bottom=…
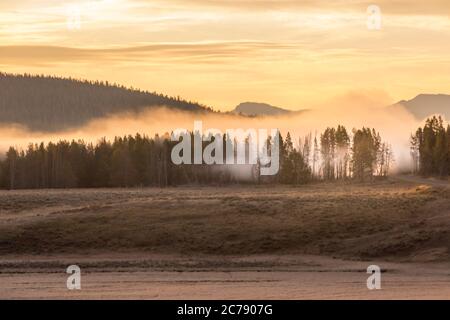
left=1, top=0, right=450, bottom=111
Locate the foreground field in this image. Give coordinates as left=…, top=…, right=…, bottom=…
left=0, top=179, right=449, bottom=260
left=0, top=179, right=449, bottom=299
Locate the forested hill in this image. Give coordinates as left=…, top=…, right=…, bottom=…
left=0, top=73, right=211, bottom=131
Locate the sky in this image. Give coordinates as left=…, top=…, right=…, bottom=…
left=1, top=0, right=450, bottom=111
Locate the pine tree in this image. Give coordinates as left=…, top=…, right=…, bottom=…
left=412, top=116, right=449, bottom=177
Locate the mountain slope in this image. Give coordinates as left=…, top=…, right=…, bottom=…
left=233, top=102, right=295, bottom=116
left=0, top=73, right=210, bottom=131
left=394, top=94, right=450, bottom=120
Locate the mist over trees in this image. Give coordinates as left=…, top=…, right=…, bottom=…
left=352, top=128, right=392, bottom=181
left=0, top=73, right=211, bottom=131
left=0, top=126, right=393, bottom=189
left=299, top=126, right=392, bottom=182
left=410, top=116, right=450, bottom=177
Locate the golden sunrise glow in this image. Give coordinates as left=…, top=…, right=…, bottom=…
left=1, top=0, right=450, bottom=110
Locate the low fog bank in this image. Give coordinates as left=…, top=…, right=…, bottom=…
left=0, top=94, right=431, bottom=173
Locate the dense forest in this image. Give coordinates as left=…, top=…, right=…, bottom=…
left=0, top=126, right=392, bottom=189
left=410, top=116, right=450, bottom=177
left=0, top=73, right=211, bottom=131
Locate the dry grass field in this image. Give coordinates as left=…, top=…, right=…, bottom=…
left=0, top=179, right=448, bottom=260
left=0, top=179, right=449, bottom=299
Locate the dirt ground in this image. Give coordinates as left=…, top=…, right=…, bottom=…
left=0, top=254, right=449, bottom=299
left=0, top=179, right=449, bottom=299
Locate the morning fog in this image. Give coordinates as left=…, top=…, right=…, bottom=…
left=171, top=121, right=280, bottom=175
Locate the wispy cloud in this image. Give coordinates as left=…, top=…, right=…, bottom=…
left=0, top=42, right=301, bottom=66
left=154, top=0, right=450, bottom=15
left=0, top=0, right=449, bottom=110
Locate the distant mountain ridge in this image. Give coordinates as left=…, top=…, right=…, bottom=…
left=233, top=102, right=301, bottom=116
left=393, top=94, right=450, bottom=120
left=235, top=95, right=450, bottom=120
left=0, top=73, right=211, bottom=131
left=2, top=72, right=449, bottom=132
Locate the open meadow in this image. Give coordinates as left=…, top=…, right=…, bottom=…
left=0, top=179, right=449, bottom=299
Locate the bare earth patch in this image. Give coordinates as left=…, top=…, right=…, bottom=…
left=0, top=254, right=448, bottom=299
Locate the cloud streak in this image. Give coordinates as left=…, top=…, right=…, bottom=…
left=160, top=0, right=450, bottom=15
left=0, top=0, right=449, bottom=110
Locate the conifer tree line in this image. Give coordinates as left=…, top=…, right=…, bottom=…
left=410, top=116, right=450, bottom=177
left=294, top=126, right=392, bottom=182
left=0, top=126, right=392, bottom=189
